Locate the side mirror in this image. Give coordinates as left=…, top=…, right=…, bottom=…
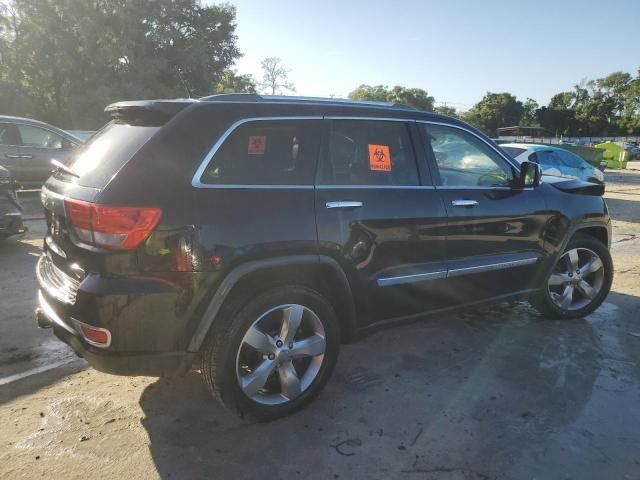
left=518, top=161, right=541, bottom=188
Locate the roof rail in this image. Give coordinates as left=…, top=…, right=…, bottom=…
left=199, top=94, right=418, bottom=111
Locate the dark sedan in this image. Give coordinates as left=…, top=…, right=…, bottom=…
left=0, top=116, right=82, bottom=187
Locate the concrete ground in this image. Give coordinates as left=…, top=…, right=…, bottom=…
left=1, top=169, right=639, bottom=480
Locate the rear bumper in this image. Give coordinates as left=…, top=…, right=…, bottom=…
left=37, top=289, right=196, bottom=376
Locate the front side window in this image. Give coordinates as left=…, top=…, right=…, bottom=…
left=200, top=120, right=320, bottom=185
left=423, top=125, right=514, bottom=187
left=317, top=120, right=419, bottom=186
left=17, top=125, right=64, bottom=149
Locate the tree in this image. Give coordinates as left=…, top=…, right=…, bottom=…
left=0, top=0, right=241, bottom=128
left=434, top=104, right=459, bottom=118
left=521, top=98, right=539, bottom=126
left=348, top=84, right=389, bottom=102
left=348, top=84, right=434, bottom=111
left=463, top=92, right=524, bottom=135
left=620, top=70, right=640, bottom=133
left=260, top=57, right=295, bottom=95
left=215, top=69, right=257, bottom=94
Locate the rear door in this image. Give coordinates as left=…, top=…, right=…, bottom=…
left=420, top=122, right=548, bottom=302
left=15, top=123, right=70, bottom=185
left=315, top=118, right=449, bottom=324
left=0, top=123, right=23, bottom=180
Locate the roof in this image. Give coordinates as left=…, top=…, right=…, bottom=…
left=199, top=94, right=419, bottom=112
left=497, top=125, right=546, bottom=132
left=500, top=142, right=566, bottom=152
left=0, top=115, right=81, bottom=141
left=105, top=94, right=462, bottom=126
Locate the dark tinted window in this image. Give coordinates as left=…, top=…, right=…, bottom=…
left=60, top=122, right=159, bottom=188
left=317, top=120, right=419, bottom=186
left=201, top=120, right=320, bottom=185
left=501, top=146, right=527, bottom=158
left=0, top=123, right=20, bottom=146
left=424, top=125, right=514, bottom=187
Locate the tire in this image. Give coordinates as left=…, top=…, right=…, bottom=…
left=200, top=285, right=340, bottom=421
left=530, top=233, right=613, bottom=319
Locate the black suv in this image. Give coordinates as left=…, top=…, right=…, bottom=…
left=36, top=95, right=613, bottom=420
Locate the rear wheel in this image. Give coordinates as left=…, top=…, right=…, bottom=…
left=531, top=233, right=613, bottom=319
left=200, top=285, right=340, bottom=421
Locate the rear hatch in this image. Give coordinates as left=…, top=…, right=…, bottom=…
left=39, top=100, right=192, bottom=301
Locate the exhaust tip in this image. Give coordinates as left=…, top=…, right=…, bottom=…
left=35, top=308, right=52, bottom=329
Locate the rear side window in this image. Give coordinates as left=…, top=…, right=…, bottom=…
left=59, top=122, right=159, bottom=188
left=0, top=123, right=20, bottom=145
left=317, top=120, right=419, bottom=186
left=200, top=120, right=321, bottom=185
left=17, top=125, right=64, bottom=149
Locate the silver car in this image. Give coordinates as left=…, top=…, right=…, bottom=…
left=0, top=115, right=82, bottom=187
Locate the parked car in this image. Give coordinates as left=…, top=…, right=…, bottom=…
left=0, top=165, right=25, bottom=239
left=501, top=143, right=605, bottom=184
left=0, top=116, right=82, bottom=187
left=36, top=95, right=613, bottom=420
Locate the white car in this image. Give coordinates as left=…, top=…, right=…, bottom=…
left=501, top=143, right=605, bottom=184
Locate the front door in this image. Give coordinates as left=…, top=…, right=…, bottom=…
left=420, top=123, right=548, bottom=303
left=315, top=119, right=449, bottom=324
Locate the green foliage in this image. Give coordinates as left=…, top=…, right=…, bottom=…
left=462, top=92, right=524, bottom=135
left=348, top=84, right=434, bottom=111
left=215, top=70, right=257, bottom=94
left=434, top=105, right=459, bottom=118
left=0, top=0, right=241, bottom=128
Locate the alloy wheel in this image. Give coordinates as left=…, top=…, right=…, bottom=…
left=235, top=304, right=326, bottom=405
left=548, top=247, right=605, bottom=311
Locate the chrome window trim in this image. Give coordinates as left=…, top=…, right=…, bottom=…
left=191, top=116, right=322, bottom=189
left=191, top=115, right=520, bottom=189
left=377, top=255, right=539, bottom=287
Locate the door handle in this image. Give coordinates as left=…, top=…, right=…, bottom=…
left=20, top=154, right=33, bottom=159
left=6, top=154, right=33, bottom=159
left=5, top=154, right=21, bottom=159
left=451, top=199, right=479, bottom=207
left=326, top=201, right=363, bottom=209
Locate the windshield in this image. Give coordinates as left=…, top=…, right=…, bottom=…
left=501, top=146, right=527, bottom=159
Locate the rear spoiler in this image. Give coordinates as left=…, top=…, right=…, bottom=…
left=104, top=99, right=197, bottom=125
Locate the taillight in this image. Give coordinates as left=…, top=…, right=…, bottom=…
left=64, top=199, right=162, bottom=250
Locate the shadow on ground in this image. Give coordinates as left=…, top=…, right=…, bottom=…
left=139, top=295, right=640, bottom=479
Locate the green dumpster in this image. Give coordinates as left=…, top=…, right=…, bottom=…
left=556, top=145, right=607, bottom=170
left=595, top=141, right=628, bottom=169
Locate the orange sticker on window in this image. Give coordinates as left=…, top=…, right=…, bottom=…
left=248, top=135, right=266, bottom=155
left=368, top=144, right=392, bottom=171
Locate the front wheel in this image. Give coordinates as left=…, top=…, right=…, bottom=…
left=200, top=285, right=340, bottom=421
left=531, top=233, right=613, bottom=319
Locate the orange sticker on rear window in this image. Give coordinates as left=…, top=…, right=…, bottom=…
left=248, top=136, right=266, bottom=155
left=368, top=144, right=392, bottom=171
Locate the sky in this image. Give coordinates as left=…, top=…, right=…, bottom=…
left=226, top=0, right=639, bottom=110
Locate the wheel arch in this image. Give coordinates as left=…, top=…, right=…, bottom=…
left=187, top=255, right=358, bottom=352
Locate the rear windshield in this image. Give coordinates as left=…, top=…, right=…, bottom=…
left=55, top=122, right=159, bottom=188
left=501, top=146, right=527, bottom=159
